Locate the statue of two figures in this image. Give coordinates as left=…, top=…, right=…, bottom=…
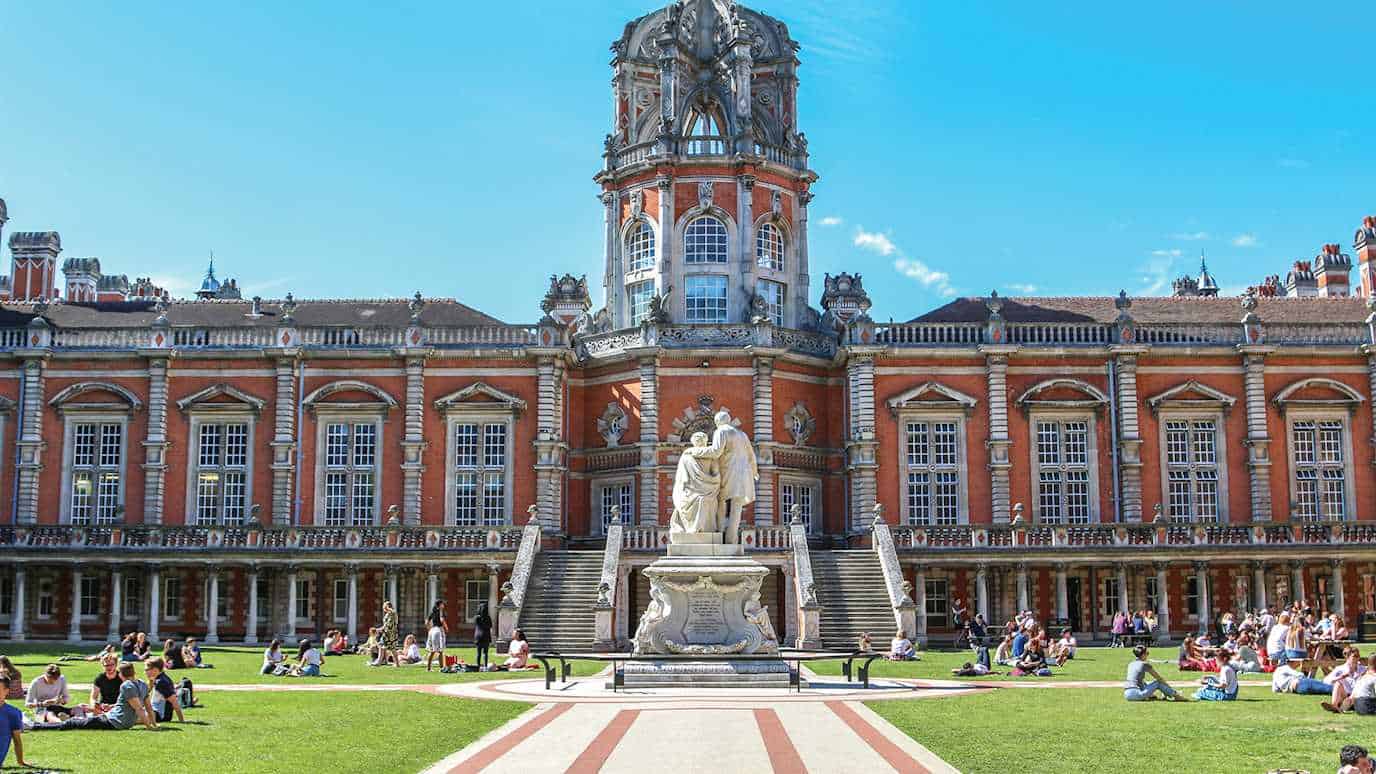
left=668, top=409, right=758, bottom=544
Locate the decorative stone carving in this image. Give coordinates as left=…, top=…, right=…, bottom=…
left=630, top=189, right=644, bottom=218
left=596, top=402, right=629, bottom=447
left=667, top=395, right=741, bottom=444
left=632, top=558, right=778, bottom=656
left=783, top=402, right=815, bottom=446
left=540, top=274, right=592, bottom=326
left=698, top=181, right=714, bottom=210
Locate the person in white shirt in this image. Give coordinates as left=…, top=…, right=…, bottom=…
left=261, top=639, right=287, bottom=675
left=1272, top=658, right=1330, bottom=695
left=888, top=630, right=916, bottom=661
left=25, top=664, right=72, bottom=722
left=1325, top=654, right=1376, bottom=714
left=291, top=639, right=323, bottom=677
left=1195, top=645, right=1239, bottom=701
left=1265, top=612, right=1291, bottom=665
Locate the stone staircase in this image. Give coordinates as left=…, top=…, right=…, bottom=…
left=810, top=550, right=897, bottom=650
left=515, top=550, right=603, bottom=653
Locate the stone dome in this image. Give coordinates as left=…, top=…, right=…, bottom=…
left=613, top=0, right=796, bottom=64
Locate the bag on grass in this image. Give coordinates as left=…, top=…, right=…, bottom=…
left=178, top=677, right=195, bottom=708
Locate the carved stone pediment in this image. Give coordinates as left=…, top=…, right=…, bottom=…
left=1272, top=377, right=1365, bottom=413
left=1145, top=380, right=1237, bottom=414
left=886, top=381, right=978, bottom=416
left=432, top=382, right=527, bottom=416
left=175, top=383, right=268, bottom=415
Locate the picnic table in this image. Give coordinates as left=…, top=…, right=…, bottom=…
left=1308, top=638, right=1354, bottom=661
left=530, top=650, right=884, bottom=692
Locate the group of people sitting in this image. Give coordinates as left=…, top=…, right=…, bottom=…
left=1108, top=609, right=1158, bottom=646
left=2, top=651, right=196, bottom=739
left=857, top=630, right=921, bottom=661
left=64, top=632, right=213, bottom=672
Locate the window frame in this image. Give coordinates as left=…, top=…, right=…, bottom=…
left=757, top=279, right=785, bottom=327
left=465, top=579, right=490, bottom=622
left=924, top=578, right=950, bottom=628
left=185, top=412, right=257, bottom=526
left=60, top=412, right=129, bottom=525
left=899, top=411, right=969, bottom=526
left=122, top=575, right=143, bottom=621
left=443, top=411, right=515, bottom=527
left=0, top=573, right=12, bottom=621
left=624, top=218, right=658, bottom=275
left=312, top=411, right=385, bottom=527
left=1286, top=410, right=1356, bottom=522
left=36, top=575, right=54, bottom=620
left=163, top=575, right=183, bottom=622
left=1100, top=576, right=1120, bottom=618
left=294, top=577, right=313, bottom=623
left=1156, top=410, right=1229, bottom=523
left=1028, top=409, right=1100, bottom=524
left=755, top=221, right=785, bottom=272
left=779, top=475, right=821, bottom=534
left=684, top=274, right=729, bottom=323
left=79, top=574, right=101, bottom=619
left=627, top=279, right=656, bottom=327
left=332, top=578, right=349, bottom=622
left=683, top=215, right=730, bottom=265
left=592, top=476, right=635, bottom=535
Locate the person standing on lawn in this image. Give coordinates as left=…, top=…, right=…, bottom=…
left=1124, top=645, right=1185, bottom=701
left=474, top=601, right=493, bottom=670
left=378, top=600, right=400, bottom=667
left=426, top=600, right=449, bottom=672
left=0, top=676, right=29, bottom=768
left=54, top=662, right=157, bottom=731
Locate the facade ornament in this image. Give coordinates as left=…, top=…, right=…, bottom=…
left=596, top=402, right=629, bottom=447
left=667, top=395, right=740, bottom=443
left=984, top=290, right=1006, bottom=344
left=819, top=272, right=872, bottom=329
left=540, top=273, right=592, bottom=326
left=630, top=189, right=644, bottom=218
left=783, top=402, right=815, bottom=446
left=697, top=181, right=714, bottom=210
left=280, top=293, right=297, bottom=324
left=1114, top=290, right=1137, bottom=344
left=408, top=291, right=425, bottom=325
left=789, top=503, right=803, bottom=526
left=385, top=504, right=401, bottom=527
left=771, top=190, right=783, bottom=218
left=1241, top=288, right=1263, bottom=344
left=646, top=285, right=672, bottom=324
left=871, top=502, right=885, bottom=527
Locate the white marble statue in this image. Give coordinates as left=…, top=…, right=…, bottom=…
left=670, top=432, right=721, bottom=535
left=709, top=409, right=757, bottom=544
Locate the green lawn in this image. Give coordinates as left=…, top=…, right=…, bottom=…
left=870, top=686, right=1355, bottom=774
left=809, top=646, right=1277, bottom=684
left=5, top=691, right=529, bottom=773
left=0, top=645, right=607, bottom=686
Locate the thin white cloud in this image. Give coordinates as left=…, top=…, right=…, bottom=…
left=855, top=225, right=955, bottom=296
left=1231, top=233, right=1259, bottom=248
left=1170, top=232, right=1210, bottom=241
left=1137, top=252, right=1178, bottom=296
left=854, top=228, right=899, bottom=257
left=1004, top=283, right=1039, bottom=294
left=818, top=216, right=844, bottom=227
left=1277, top=158, right=1310, bottom=169
left=148, top=275, right=196, bottom=299
left=1151, top=249, right=1183, bottom=258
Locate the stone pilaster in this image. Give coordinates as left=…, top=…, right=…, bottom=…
left=1240, top=346, right=1276, bottom=521
left=1153, top=562, right=1171, bottom=639
left=795, top=191, right=812, bottom=324
left=400, top=354, right=428, bottom=525
left=752, top=352, right=777, bottom=525
left=205, top=571, right=220, bottom=644
left=1054, top=563, right=1069, bottom=621
left=1111, top=347, right=1148, bottom=522
left=636, top=351, right=660, bottom=525
left=68, top=567, right=83, bottom=642
left=108, top=568, right=123, bottom=642
left=1252, top=561, right=1267, bottom=611
left=245, top=565, right=260, bottom=645
left=270, top=357, right=299, bottom=525
left=1331, top=560, right=1346, bottom=616
left=845, top=349, right=881, bottom=531
left=15, top=357, right=46, bottom=524
left=656, top=177, right=673, bottom=277
left=532, top=354, right=567, bottom=531
left=8, top=567, right=25, bottom=640
left=981, top=346, right=1015, bottom=523
left=1365, top=347, right=1376, bottom=463
left=975, top=564, right=990, bottom=622
left=141, top=356, right=171, bottom=524
left=1015, top=563, right=1029, bottom=612
left=914, top=565, right=929, bottom=641
left=1116, top=564, right=1129, bottom=614
left=1194, top=561, right=1211, bottom=633
left=739, top=176, right=756, bottom=304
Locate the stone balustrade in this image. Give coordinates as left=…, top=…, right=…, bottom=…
left=619, top=524, right=792, bottom=552
left=578, top=323, right=837, bottom=361
left=1, top=523, right=525, bottom=553
left=887, top=520, right=1376, bottom=553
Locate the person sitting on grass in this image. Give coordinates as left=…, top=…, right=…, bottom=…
left=1323, top=650, right=1370, bottom=714
left=50, top=662, right=157, bottom=731
left=1011, top=627, right=1029, bottom=660
left=1272, top=656, right=1330, bottom=695
left=1178, top=633, right=1213, bottom=672
left=857, top=632, right=873, bottom=653
left=398, top=634, right=423, bottom=665
left=143, top=658, right=184, bottom=724
left=1124, top=645, right=1185, bottom=701
left=261, top=639, right=286, bottom=675
left=888, top=630, right=917, bottom=661
left=26, top=664, right=74, bottom=723
left=360, top=627, right=381, bottom=661
left=119, top=632, right=138, bottom=661
left=89, top=654, right=123, bottom=712
left=1049, top=629, right=1077, bottom=665
left=1, top=676, right=30, bottom=768
left=132, top=632, right=152, bottom=661
left=163, top=638, right=188, bottom=670
left=1194, top=644, right=1239, bottom=701
left=1339, top=744, right=1374, bottom=774
left=1011, top=639, right=1049, bottom=677
left=185, top=637, right=210, bottom=668
left=502, top=629, right=531, bottom=670
left=323, top=629, right=340, bottom=655
left=0, top=657, right=22, bottom=700
left=1284, top=618, right=1309, bottom=662
left=994, top=634, right=1015, bottom=666
left=293, top=639, right=323, bottom=677
left=1232, top=635, right=1263, bottom=673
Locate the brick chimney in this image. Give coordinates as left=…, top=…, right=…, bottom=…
left=1355, top=216, right=1376, bottom=298
left=8, top=231, right=62, bottom=301
left=1315, top=243, right=1352, bottom=297
left=1285, top=261, right=1317, bottom=297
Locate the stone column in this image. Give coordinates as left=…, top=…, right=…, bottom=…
left=533, top=355, right=566, bottom=531
left=1193, top=562, right=1211, bottom=634
left=245, top=566, right=260, bottom=645
left=108, top=568, right=123, bottom=642
left=486, top=564, right=501, bottom=617
left=1241, top=348, right=1275, bottom=521
left=795, top=191, right=812, bottom=322
left=270, top=357, right=299, bottom=525
left=1116, top=564, right=1130, bottom=614
left=656, top=176, right=673, bottom=273
left=285, top=565, right=298, bottom=636
left=1154, top=562, right=1171, bottom=640
left=976, top=565, right=990, bottom=622
left=636, top=352, right=660, bottom=525
left=739, top=177, right=756, bottom=302
left=1291, top=562, right=1307, bottom=605
left=205, top=571, right=220, bottom=644
left=1111, top=348, right=1147, bottom=522
left=8, top=567, right=25, bottom=641
left=1332, top=560, right=1346, bottom=617
left=68, top=567, right=84, bottom=642
left=752, top=353, right=776, bottom=525
left=387, top=568, right=399, bottom=611
left=602, top=191, right=620, bottom=323
left=147, top=566, right=161, bottom=641
left=845, top=350, right=880, bottom=531
left=914, top=565, right=929, bottom=640
left=15, top=358, right=47, bottom=524
left=426, top=565, right=440, bottom=611
left=1252, top=562, right=1267, bottom=611
left=1055, top=564, right=1069, bottom=621
left=982, top=348, right=1015, bottom=523
left=142, top=356, right=171, bottom=523
left=401, top=355, right=427, bottom=525
left=1016, top=563, right=1030, bottom=612
left=345, top=564, right=359, bottom=644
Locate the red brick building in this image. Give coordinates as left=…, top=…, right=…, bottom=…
left=4, top=0, right=1376, bottom=650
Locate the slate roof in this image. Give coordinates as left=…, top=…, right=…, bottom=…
left=909, top=296, right=1374, bottom=325
left=0, top=298, right=510, bottom=328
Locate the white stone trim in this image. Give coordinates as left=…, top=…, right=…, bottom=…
left=311, top=409, right=386, bottom=526
left=1154, top=409, right=1230, bottom=523
left=441, top=410, right=516, bottom=527
left=1284, top=408, right=1358, bottom=521
left=59, top=411, right=129, bottom=524
left=897, top=410, right=969, bottom=526
left=183, top=411, right=258, bottom=526
left=1027, top=408, right=1101, bottom=524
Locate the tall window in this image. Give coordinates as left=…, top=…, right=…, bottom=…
left=256, top=575, right=269, bottom=622
left=684, top=216, right=729, bottom=264
left=1034, top=418, right=1092, bottom=524
left=466, top=579, right=490, bottom=621
left=37, top=577, right=53, bottom=619
left=1185, top=576, right=1200, bottom=617
left=453, top=421, right=509, bottom=526
left=925, top=579, right=950, bottom=628
left=1100, top=577, right=1120, bottom=617
left=780, top=479, right=818, bottom=532
left=295, top=578, right=311, bottom=622
left=756, top=223, right=784, bottom=271
left=194, top=422, right=249, bottom=525
left=628, top=280, right=655, bottom=326
left=685, top=275, right=728, bottom=323
left=903, top=419, right=962, bottom=525
left=80, top=575, right=100, bottom=618
left=69, top=421, right=123, bottom=524
left=333, top=579, right=349, bottom=621
left=1145, top=576, right=1160, bottom=613
left=123, top=576, right=142, bottom=620
left=323, top=422, right=378, bottom=526
left=1292, top=419, right=1348, bottom=521
left=598, top=480, right=634, bottom=532
left=0, top=575, right=11, bottom=618
left=1164, top=418, right=1219, bottom=522
left=757, top=279, right=785, bottom=326
left=163, top=576, right=182, bottom=621
left=626, top=221, right=656, bottom=273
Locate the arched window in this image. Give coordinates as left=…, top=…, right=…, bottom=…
left=756, top=223, right=784, bottom=271
left=684, top=216, right=729, bottom=264
left=626, top=221, right=656, bottom=273
left=684, top=104, right=726, bottom=155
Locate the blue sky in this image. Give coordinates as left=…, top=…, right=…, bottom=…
left=2, top=1, right=1370, bottom=322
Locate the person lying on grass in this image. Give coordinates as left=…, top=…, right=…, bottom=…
left=1323, top=654, right=1376, bottom=714
left=1124, top=645, right=1186, bottom=701
left=144, top=658, right=185, bottom=724
left=60, top=642, right=119, bottom=663
left=1194, top=644, right=1239, bottom=701
left=1273, top=656, right=1330, bottom=695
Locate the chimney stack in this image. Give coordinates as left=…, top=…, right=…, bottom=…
left=1315, top=243, right=1353, bottom=297
left=8, top=231, right=62, bottom=301
left=1355, top=216, right=1376, bottom=298
left=1285, top=260, right=1317, bottom=297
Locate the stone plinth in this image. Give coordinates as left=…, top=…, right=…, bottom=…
left=619, top=659, right=792, bottom=689
left=666, top=532, right=744, bottom=558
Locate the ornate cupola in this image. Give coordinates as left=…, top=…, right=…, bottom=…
left=597, top=0, right=816, bottom=330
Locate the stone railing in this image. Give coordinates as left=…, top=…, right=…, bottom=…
left=498, top=522, right=542, bottom=646
left=789, top=512, right=822, bottom=649
left=2, top=523, right=525, bottom=552
left=1135, top=323, right=1244, bottom=346
left=608, top=139, right=806, bottom=171
left=620, top=524, right=793, bottom=553
left=870, top=507, right=917, bottom=640
left=886, top=520, right=1376, bottom=552
left=578, top=323, right=837, bottom=361
left=875, top=322, right=984, bottom=346
left=1258, top=323, right=1368, bottom=346
left=1008, top=322, right=1113, bottom=345
left=594, top=522, right=622, bottom=651
left=13, top=323, right=540, bottom=352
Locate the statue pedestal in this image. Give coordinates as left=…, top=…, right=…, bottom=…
left=627, top=552, right=788, bottom=688
left=666, top=532, right=742, bottom=558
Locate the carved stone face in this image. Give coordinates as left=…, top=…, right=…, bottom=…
left=691, top=431, right=709, bottom=447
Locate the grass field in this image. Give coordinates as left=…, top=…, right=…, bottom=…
left=4, top=691, right=529, bottom=773
left=809, top=645, right=1280, bottom=685
left=0, top=644, right=607, bottom=686
left=870, top=686, right=1359, bottom=774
